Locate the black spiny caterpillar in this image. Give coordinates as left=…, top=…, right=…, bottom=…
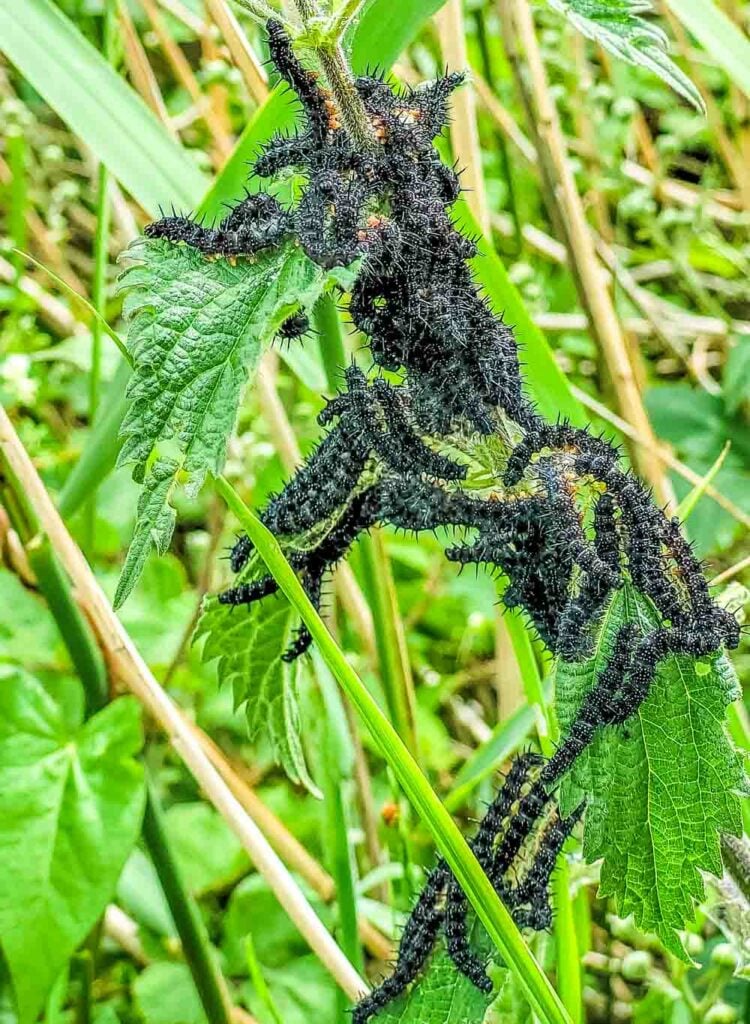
left=147, top=21, right=740, bottom=1020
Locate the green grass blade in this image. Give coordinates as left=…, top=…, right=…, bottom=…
left=214, top=475, right=572, bottom=1024
left=675, top=441, right=730, bottom=522
left=664, top=0, right=750, bottom=99
left=0, top=0, right=208, bottom=213
left=57, top=360, right=131, bottom=520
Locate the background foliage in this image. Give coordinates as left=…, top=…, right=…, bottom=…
left=1, top=0, right=750, bottom=1023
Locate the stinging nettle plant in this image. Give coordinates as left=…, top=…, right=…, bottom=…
left=112, top=2, right=746, bottom=1021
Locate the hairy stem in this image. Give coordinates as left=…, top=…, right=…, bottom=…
left=317, top=37, right=377, bottom=149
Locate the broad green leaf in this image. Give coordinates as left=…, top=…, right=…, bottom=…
left=241, top=957, right=338, bottom=1024
left=195, top=582, right=318, bottom=794
left=165, top=803, right=249, bottom=896
left=346, top=0, right=450, bottom=71
left=547, top=0, right=705, bottom=113
left=0, top=669, right=145, bottom=1024
left=664, top=0, right=750, bottom=100
left=134, top=962, right=207, bottom=1024
left=115, top=238, right=326, bottom=605
left=487, top=969, right=533, bottom=1024
left=222, top=874, right=332, bottom=975
left=556, top=585, right=745, bottom=955
left=0, top=0, right=207, bottom=213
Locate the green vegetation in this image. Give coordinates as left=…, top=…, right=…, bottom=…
left=1, top=1, right=750, bottom=1023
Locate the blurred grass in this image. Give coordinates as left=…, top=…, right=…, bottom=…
left=0, top=0, right=749, bottom=1022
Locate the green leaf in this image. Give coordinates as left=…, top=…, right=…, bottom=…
left=115, top=238, right=326, bottom=604
left=165, top=803, right=249, bottom=896
left=0, top=669, right=145, bottom=1024
left=372, top=942, right=494, bottom=1023
left=241, top=957, right=338, bottom=1024
left=547, top=0, right=705, bottom=113
left=113, top=458, right=178, bottom=609
left=724, top=337, right=750, bottom=416
left=356, top=907, right=530, bottom=1022
left=556, top=585, right=745, bottom=955
left=195, top=579, right=318, bottom=794
left=134, top=963, right=207, bottom=1024
left=0, top=0, right=207, bottom=214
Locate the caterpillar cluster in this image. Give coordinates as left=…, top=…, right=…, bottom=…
left=146, top=21, right=740, bottom=1019
left=353, top=755, right=584, bottom=1024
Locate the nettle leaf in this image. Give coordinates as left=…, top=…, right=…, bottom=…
left=547, top=0, right=705, bottom=113
left=556, top=584, right=745, bottom=955
left=195, top=567, right=318, bottom=794
left=0, top=668, right=145, bottom=1023
left=370, top=918, right=530, bottom=1024
left=115, top=237, right=327, bottom=607
left=372, top=931, right=494, bottom=1024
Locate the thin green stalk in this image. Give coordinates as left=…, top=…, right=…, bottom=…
left=233, top=0, right=294, bottom=29
left=445, top=698, right=540, bottom=812
left=84, top=0, right=115, bottom=552
left=553, top=866, right=581, bottom=1024
left=315, top=654, right=363, bottom=977
left=58, top=358, right=130, bottom=520
left=1, top=451, right=109, bottom=716
left=326, top=0, right=368, bottom=38
left=503, top=609, right=582, bottom=1024
left=358, top=531, right=418, bottom=757
left=15, top=250, right=132, bottom=364
left=27, top=542, right=109, bottom=716
left=245, top=934, right=283, bottom=1024
left=314, top=293, right=347, bottom=393
left=504, top=608, right=557, bottom=745
left=214, top=475, right=572, bottom=1024
left=142, top=776, right=235, bottom=1024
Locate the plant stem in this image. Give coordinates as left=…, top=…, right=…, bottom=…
left=28, top=542, right=109, bottom=716
left=233, top=0, right=294, bottom=29
left=314, top=293, right=347, bottom=392
left=358, top=531, right=418, bottom=758
left=317, top=38, right=376, bottom=150
left=58, top=359, right=130, bottom=520
left=327, top=0, right=368, bottom=39
left=84, top=0, right=115, bottom=554
left=314, top=655, right=364, bottom=978
left=214, top=476, right=572, bottom=1024
left=142, top=776, right=235, bottom=1024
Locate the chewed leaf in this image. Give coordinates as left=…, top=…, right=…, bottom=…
left=556, top=584, right=745, bottom=955
left=115, top=237, right=326, bottom=603
left=547, top=0, right=705, bottom=113
left=195, top=558, right=318, bottom=794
